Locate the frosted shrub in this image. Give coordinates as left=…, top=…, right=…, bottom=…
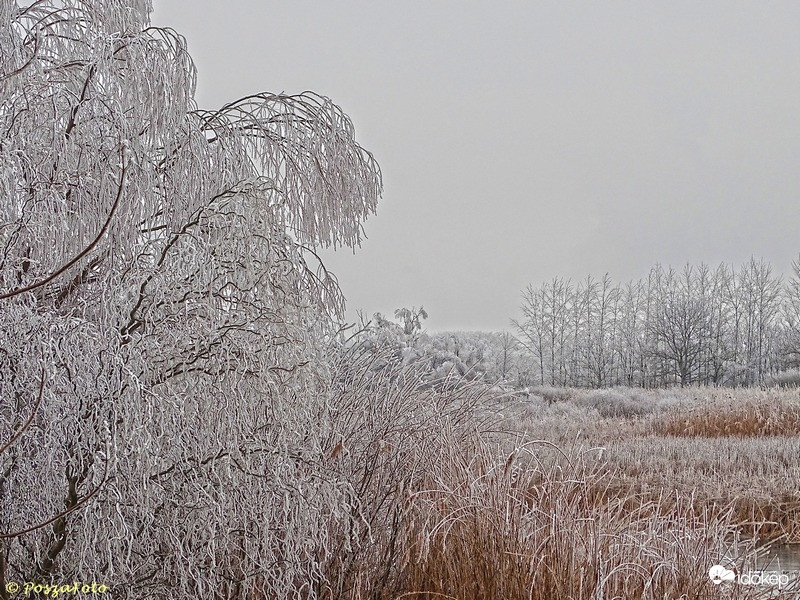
left=572, top=389, right=653, bottom=418
left=766, top=369, right=800, bottom=388
left=543, top=399, right=597, bottom=420
left=531, top=385, right=574, bottom=405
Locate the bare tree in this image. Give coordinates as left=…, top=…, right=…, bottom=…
left=516, top=259, right=795, bottom=390
left=779, top=256, right=800, bottom=369
left=616, top=280, right=643, bottom=386
left=749, top=259, right=782, bottom=382
left=644, top=266, right=707, bottom=386
left=545, top=278, right=572, bottom=386
left=573, top=276, right=599, bottom=387
left=496, top=331, right=515, bottom=380
left=732, top=258, right=782, bottom=385
left=513, top=284, right=548, bottom=386
left=705, top=264, right=734, bottom=385
left=586, top=274, right=619, bottom=388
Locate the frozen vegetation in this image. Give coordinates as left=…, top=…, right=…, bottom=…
left=1, top=2, right=799, bottom=600
left=514, top=260, right=800, bottom=389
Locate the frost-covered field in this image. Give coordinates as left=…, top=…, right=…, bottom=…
left=344, top=384, right=800, bottom=599
left=497, top=387, right=800, bottom=544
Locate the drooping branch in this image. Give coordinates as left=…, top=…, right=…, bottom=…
left=0, top=368, right=44, bottom=457
left=192, top=91, right=382, bottom=250
left=0, top=456, right=108, bottom=540
left=0, top=142, right=129, bottom=301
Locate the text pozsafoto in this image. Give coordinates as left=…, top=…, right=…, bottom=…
left=22, top=581, right=109, bottom=597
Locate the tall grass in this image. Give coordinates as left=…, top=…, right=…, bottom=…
left=394, top=442, right=718, bottom=599
left=317, top=357, right=796, bottom=600
left=304, top=358, right=800, bottom=598
left=333, top=434, right=793, bottom=599
left=651, top=392, right=800, bottom=437
left=499, top=386, right=800, bottom=541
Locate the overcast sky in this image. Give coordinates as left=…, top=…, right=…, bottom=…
left=152, top=1, right=800, bottom=332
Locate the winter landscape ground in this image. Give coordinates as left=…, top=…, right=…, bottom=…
left=323, top=345, right=800, bottom=599
left=3, top=2, right=800, bottom=599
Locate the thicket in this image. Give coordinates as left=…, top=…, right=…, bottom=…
left=345, top=310, right=534, bottom=391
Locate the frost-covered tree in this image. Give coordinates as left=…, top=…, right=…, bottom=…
left=646, top=266, right=710, bottom=386
left=513, top=284, right=548, bottom=385
left=779, top=256, right=800, bottom=369
left=0, top=1, right=383, bottom=598
left=515, top=259, right=792, bottom=389
left=394, top=306, right=428, bottom=336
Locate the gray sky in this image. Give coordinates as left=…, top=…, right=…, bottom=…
left=152, top=1, right=800, bottom=332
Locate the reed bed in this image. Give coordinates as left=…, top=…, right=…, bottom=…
left=652, top=391, right=800, bottom=437
left=338, top=435, right=798, bottom=599
left=320, top=364, right=800, bottom=598
left=395, top=444, right=722, bottom=599
left=496, top=387, right=800, bottom=544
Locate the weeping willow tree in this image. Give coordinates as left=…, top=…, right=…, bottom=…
left=0, top=1, right=384, bottom=598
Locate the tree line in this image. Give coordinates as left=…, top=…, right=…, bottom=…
left=513, top=257, right=800, bottom=388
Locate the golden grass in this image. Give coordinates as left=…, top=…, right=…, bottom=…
left=322, top=383, right=800, bottom=598
left=497, top=387, right=800, bottom=544
left=652, top=392, right=800, bottom=437
left=367, top=440, right=790, bottom=599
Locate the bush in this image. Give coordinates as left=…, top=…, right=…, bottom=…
left=567, top=388, right=691, bottom=419
left=531, top=385, right=574, bottom=405
left=572, top=389, right=653, bottom=418
left=766, top=369, right=800, bottom=388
